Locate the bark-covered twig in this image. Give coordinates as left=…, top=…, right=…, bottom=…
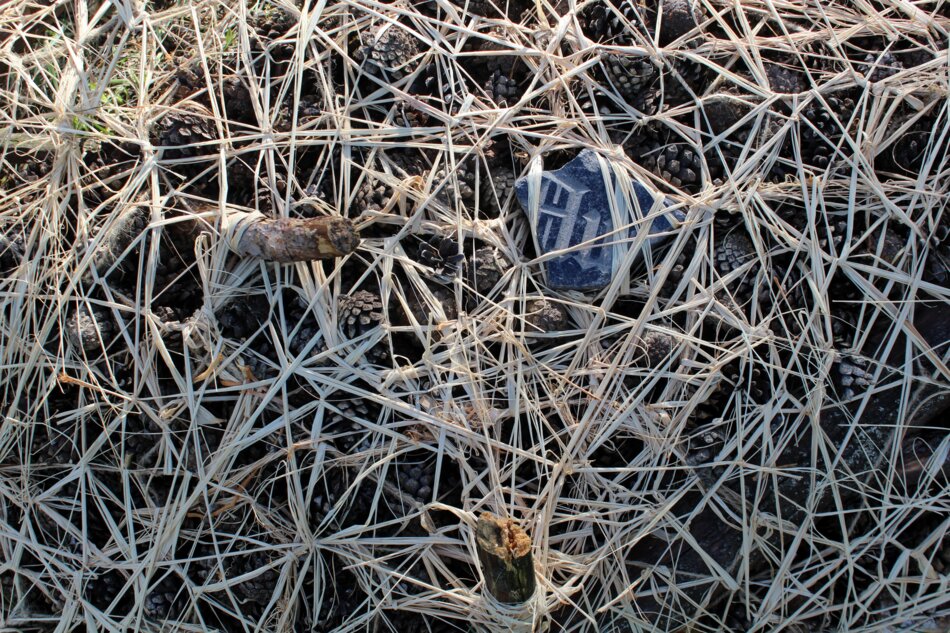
left=221, top=209, right=360, bottom=262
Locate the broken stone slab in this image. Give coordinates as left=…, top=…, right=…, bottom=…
left=515, top=149, right=684, bottom=291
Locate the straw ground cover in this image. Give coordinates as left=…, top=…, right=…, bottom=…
left=1, top=0, right=948, bottom=631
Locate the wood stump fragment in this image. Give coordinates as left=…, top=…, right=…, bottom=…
left=475, top=512, right=536, bottom=604
left=223, top=210, right=360, bottom=262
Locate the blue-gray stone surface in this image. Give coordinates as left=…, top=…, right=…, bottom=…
left=515, top=149, right=683, bottom=291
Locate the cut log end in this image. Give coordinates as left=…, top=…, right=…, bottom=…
left=476, top=512, right=536, bottom=604
left=325, top=216, right=361, bottom=255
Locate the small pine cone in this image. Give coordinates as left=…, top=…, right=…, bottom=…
left=122, top=415, right=165, bottom=470
left=65, top=304, right=115, bottom=354
left=449, top=0, right=531, bottom=19
left=624, top=122, right=667, bottom=170
left=433, top=161, right=479, bottom=208
left=286, top=299, right=323, bottom=358
left=481, top=166, right=517, bottom=217
left=860, top=51, right=903, bottom=82
left=816, top=217, right=850, bottom=256
left=275, top=96, right=322, bottom=132
left=351, top=173, right=396, bottom=216
left=659, top=250, right=689, bottom=297
left=31, top=422, right=80, bottom=467
left=394, top=460, right=434, bottom=503
left=602, top=54, right=659, bottom=113
left=416, top=235, right=464, bottom=284
left=830, top=304, right=860, bottom=349
left=800, top=92, right=855, bottom=170
left=714, top=231, right=761, bottom=306
left=151, top=103, right=217, bottom=161
left=863, top=225, right=905, bottom=268
left=248, top=4, right=297, bottom=54
left=726, top=363, right=771, bottom=404
left=580, top=0, right=646, bottom=45
left=654, top=142, right=704, bottom=191
left=925, top=241, right=950, bottom=287
left=218, top=294, right=271, bottom=341
left=337, top=290, right=384, bottom=341
left=398, top=282, right=459, bottom=327
left=355, top=22, right=420, bottom=81
left=325, top=396, right=379, bottom=454
left=84, top=569, right=128, bottom=611
left=465, top=246, right=509, bottom=297
left=409, top=61, right=464, bottom=113
left=831, top=354, right=874, bottom=401
left=667, top=55, right=712, bottom=99
left=765, top=63, right=806, bottom=94
left=221, top=76, right=254, bottom=122
left=524, top=299, right=570, bottom=334
left=144, top=572, right=188, bottom=621
left=933, top=539, right=950, bottom=575
left=232, top=550, right=279, bottom=607
left=309, top=462, right=376, bottom=527
left=486, top=69, right=522, bottom=104
left=648, top=0, right=706, bottom=45
left=702, top=93, right=754, bottom=141
left=880, top=113, right=936, bottom=176
left=634, top=331, right=677, bottom=368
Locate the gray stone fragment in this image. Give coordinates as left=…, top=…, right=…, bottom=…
left=515, top=149, right=683, bottom=291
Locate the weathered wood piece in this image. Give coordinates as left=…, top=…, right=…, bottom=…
left=475, top=512, right=536, bottom=604
left=223, top=211, right=360, bottom=262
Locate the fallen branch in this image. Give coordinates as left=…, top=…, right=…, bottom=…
left=221, top=210, right=360, bottom=262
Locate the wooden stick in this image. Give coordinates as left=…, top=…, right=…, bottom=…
left=222, top=210, right=360, bottom=262
left=475, top=512, right=536, bottom=604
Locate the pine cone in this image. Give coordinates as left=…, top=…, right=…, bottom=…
left=465, top=245, right=509, bottom=297
left=394, top=460, right=434, bottom=503
left=416, top=235, right=464, bottom=284
left=485, top=68, right=523, bottom=104
left=647, top=0, right=706, bottom=46
left=84, top=569, right=128, bottom=611
left=831, top=354, right=874, bottom=401
left=351, top=172, right=396, bottom=216
left=765, top=63, right=806, bottom=94
left=144, top=572, right=188, bottom=621
left=231, top=549, right=279, bottom=608
left=580, top=0, right=646, bottom=45
left=151, top=104, right=217, bottom=161
left=433, top=161, right=479, bottom=208
left=601, top=54, right=660, bottom=113
left=860, top=51, right=903, bottom=83
left=325, top=396, right=379, bottom=454
left=524, top=299, right=570, bottom=333
left=714, top=230, right=762, bottom=306
left=481, top=166, right=518, bottom=217
left=635, top=331, right=677, bottom=368
left=0, top=228, right=26, bottom=275
left=355, top=22, right=420, bottom=82
left=65, top=304, right=116, bottom=355
left=800, top=92, right=856, bottom=170
left=337, top=290, right=386, bottom=347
